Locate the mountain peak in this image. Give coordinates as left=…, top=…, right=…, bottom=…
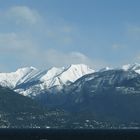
left=0, top=66, right=38, bottom=88
left=68, top=63, right=91, bottom=68
left=16, top=66, right=37, bottom=72
left=122, top=64, right=131, bottom=71
left=40, top=66, right=65, bottom=81
left=67, top=64, right=94, bottom=73
left=99, top=67, right=111, bottom=72
left=55, top=64, right=95, bottom=84
left=4, top=63, right=140, bottom=98
left=122, top=63, right=140, bottom=74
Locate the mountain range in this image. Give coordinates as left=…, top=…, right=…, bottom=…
left=1, top=63, right=140, bottom=128
left=0, top=64, right=94, bottom=97
left=1, top=63, right=140, bottom=97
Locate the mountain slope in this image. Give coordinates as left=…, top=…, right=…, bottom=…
left=0, top=86, right=71, bottom=128
left=1, top=64, right=140, bottom=128
left=122, top=63, right=140, bottom=74
left=36, top=69, right=140, bottom=124
left=14, top=64, right=94, bottom=97
left=0, top=86, right=109, bottom=129
left=0, top=86, right=43, bottom=113
left=64, top=70, right=140, bottom=123
left=0, top=86, right=52, bottom=127
left=0, top=67, right=38, bottom=88
left=1, top=63, right=140, bottom=98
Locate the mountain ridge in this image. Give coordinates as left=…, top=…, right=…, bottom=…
left=1, top=63, right=140, bottom=128
left=0, top=63, right=140, bottom=97
left=0, top=64, right=94, bottom=97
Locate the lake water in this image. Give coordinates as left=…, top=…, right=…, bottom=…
left=0, top=129, right=140, bottom=140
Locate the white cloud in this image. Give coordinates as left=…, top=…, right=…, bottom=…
left=20, top=48, right=94, bottom=68
left=0, top=6, right=109, bottom=71
left=0, top=32, right=35, bottom=53
left=0, top=5, right=76, bottom=46
left=4, top=6, right=41, bottom=25
left=0, top=32, right=106, bottom=70
left=44, top=49, right=93, bottom=67
left=45, top=25, right=75, bottom=44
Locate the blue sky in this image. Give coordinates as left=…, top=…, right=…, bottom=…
left=0, top=0, right=140, bottom=71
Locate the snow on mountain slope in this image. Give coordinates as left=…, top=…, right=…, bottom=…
left=34, top=64, right=94, bottom=87
left=39, top=64, right=95, bottom=90
left=57, top=64, right=95, bottom=84
left=17, top=64, right=95, bottom=97
left=1, top=63, right=140, bottom=97
left=0, top=64, right=94, bottom=97
left=122, top=63, right=140, bottom=74
left=40, top=67, right=65, bottom=82
left=99, top=67, right=112, bottom=72
left=0, top=67, right=37, bottom=88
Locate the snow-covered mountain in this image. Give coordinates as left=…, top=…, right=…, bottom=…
left=1, top=63, right=140, bottom=97
left=0, top=64, right=94, bottom=97
left=0, top=67, right=38, bottom=88
left=35, top=65, right=140, bottom=110
left=122, top=63, right=140, bottom=74
left=99, top=67, right=112, bottom=72
left=1, top=63, right=140, bottom=128
left=39, top=64, right=94, bottom=88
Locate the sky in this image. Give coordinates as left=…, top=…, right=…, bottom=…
left=0, top=0, right=140, bottom=72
